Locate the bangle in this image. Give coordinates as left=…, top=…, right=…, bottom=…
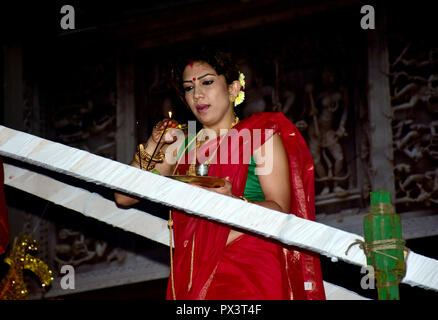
left=133, top=154, right=163, bottom=172
left=134, top=144, right=165, bottom=166
left=240, top=196, right=249, bottom=202
left=141, top=143, right=165, bottom=162
left=133, top=157, right=156, bottom=171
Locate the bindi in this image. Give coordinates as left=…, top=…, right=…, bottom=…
left=192, top=77, right=196, bottom=82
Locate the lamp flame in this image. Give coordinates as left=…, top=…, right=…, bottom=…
left=168, top=111, right=172, bottom=119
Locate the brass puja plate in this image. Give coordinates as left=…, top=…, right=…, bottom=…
left=166, top=175, right=225, bottom=188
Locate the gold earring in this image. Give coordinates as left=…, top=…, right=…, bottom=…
left=229, top=95, right=236, bottom=103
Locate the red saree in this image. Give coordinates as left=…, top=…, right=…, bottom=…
left=166, top=112, right=325, bottom=300
left=0, top=158, right=10, bottom=255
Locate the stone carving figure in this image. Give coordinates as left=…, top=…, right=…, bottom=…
left=306, top=67, right=349, bottom=196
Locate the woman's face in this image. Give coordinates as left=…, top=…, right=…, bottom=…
left=182, top=61, right=233, bottom=128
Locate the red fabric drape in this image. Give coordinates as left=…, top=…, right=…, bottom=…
left=166, top=112, right=325, bottom=300
left=0, top=157, right=10, bottom=255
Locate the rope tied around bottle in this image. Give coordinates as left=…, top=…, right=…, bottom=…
left=345, top=238, right=410, bottom=287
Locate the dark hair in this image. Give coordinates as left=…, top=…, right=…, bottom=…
left=170, top=46, right=240, bottom=103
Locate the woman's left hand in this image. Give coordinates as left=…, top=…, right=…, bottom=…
left=193, top=177, right=234, bottom=197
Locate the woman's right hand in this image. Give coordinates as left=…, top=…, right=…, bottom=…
left=150, top=118, right=179, bottom=145
left=116, top=119, right=181, bottom=207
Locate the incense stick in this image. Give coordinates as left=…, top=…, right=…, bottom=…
left=146, top=118, right=171, bottom=170
left=136, top=121, right=143, bottom=170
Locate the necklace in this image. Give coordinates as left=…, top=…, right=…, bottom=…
left=173, top=116, right=239, bottom=176
left=192, top=116, right=239, bottom=176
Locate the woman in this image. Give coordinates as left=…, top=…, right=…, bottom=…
left=115, top=47, right=325, bottom=300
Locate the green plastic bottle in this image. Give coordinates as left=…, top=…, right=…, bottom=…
left=363, top=190, right=406, bottom=300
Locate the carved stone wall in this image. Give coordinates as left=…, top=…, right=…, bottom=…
left=48, top=44, right=117, bottom=160
left=388, top=39, right=438, bottom=213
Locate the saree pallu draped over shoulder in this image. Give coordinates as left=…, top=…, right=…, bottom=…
left=166, top=112, right=326, bottom=300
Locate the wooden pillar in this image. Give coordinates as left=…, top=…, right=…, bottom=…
left=3, top=45, right=25, bottom=131
left=116, top=48, right=136, bottom=164
left=366, top=4, right=396, bottom=202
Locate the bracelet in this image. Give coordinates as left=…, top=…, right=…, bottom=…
left=133, top=154, right=162, bottom=173
left=141, top=143, right=165, bottom=162
left=134, top=152, right=164, bottom=165
left=133, top=157, right=156, bottom=171
left=240, top=196, right=249, bottom=202
left=134, top=144, right=165, bottom=164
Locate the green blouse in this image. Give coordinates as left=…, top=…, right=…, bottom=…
left=243, top=156, right=265, bottom=202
